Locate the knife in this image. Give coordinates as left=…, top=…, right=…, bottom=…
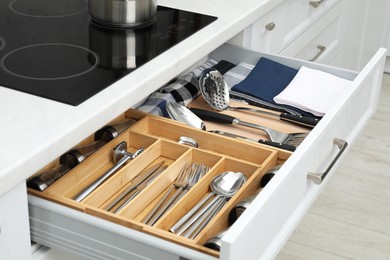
left=209, top=130, right=296, bottom=152
left=229, top=106, right=320, bottom=128
left=104, top=160, right=166, bottom=212
left=112, top=164, right=168, bottom=213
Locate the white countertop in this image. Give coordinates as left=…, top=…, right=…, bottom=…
left=0, top=0, right=283, bottom=196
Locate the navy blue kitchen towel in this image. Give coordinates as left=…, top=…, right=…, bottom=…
left=231, top=57, right=298, bottom=104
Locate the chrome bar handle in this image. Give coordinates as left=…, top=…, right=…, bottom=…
left=309, top=0, right=325, bottom=8
left=310, top=45, right=326, bottom=61
left=307, top=138, right=348, bottom=184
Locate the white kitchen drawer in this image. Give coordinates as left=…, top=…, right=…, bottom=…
left=280, top=0, right=342, bottom=65
left=0, top=182, right=31, bottom=260
left=28, top=43, right=386, bottom=260
left=244, top=0, right=340, bottom=54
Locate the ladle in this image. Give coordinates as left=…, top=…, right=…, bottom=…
left=199, top=68, right=318, bottom=128
left=170, top=171, right=246, bottom=238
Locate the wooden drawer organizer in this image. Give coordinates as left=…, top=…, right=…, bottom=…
left=28, top=109, right=291, bottom=257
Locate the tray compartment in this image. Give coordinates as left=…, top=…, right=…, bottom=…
left=64, top=131, right=156, bottom=203
left=83, top=139, right=188, bottom=209
left=131, top=148, right=224, bottom=223
left=28, top=131, right=157, bottom=210
left=128, top=115, right=278, bottom=165
left=155, top=157, right=267, bottom=234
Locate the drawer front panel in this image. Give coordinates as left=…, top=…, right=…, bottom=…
left=29, top=44, right=386, bottom=260
left=209, top=44, right=386, bottom=260
left=29, top=197, right=185, bottom=260
left=245, top=0, right=340, bottom=53
left=280, top=0, right=342, bottom=65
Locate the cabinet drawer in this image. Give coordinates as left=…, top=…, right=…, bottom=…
left=280, top=0, right=342, bottom=65
left=245, top=0, right=340, bottom=53
left=28, top=43, right=386, bottom=260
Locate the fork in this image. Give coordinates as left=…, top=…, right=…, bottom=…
left=190, top=108, right=309, bottom=147
left=143, top=163, right=207, bottom=225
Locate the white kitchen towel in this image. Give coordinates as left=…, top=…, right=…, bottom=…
left=273, top=66, right=352, bottom=116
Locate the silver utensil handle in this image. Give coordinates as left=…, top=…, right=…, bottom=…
left=233, top=119, right=276, bottom=141
left=170, top=192, right=214, bottom=234
left=188, top=199, right=226, bottom=239
left=143, top=186, right=175, bottom=224
left=113, top=189, right=140, bottom=213
left=183, top=196, right=225, bottom=239
left=174, top=194, right=218, bottom=236
left=146, top=187, right=185, bottom=226
left=104, top=184, right=136, bottom=212
left=74, top=155, right=131, bottom=202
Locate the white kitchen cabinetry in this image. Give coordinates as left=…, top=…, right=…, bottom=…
left=0, top=182, right=31, bottom=260
left=25, top=1, right=387, bottom=259
left=241, top=0, right=341, bottom=55
left=335, top=0, right=390, bottom=71
left=279, top=0, right=343, bottom=66
left=354, top=0, right=390, bottom=70
left=237, top=0, right=389, bottom=71
left=29, top=43, right=386, bottom=260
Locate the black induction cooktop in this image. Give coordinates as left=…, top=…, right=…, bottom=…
left=0, top=0, right=217, bottom=105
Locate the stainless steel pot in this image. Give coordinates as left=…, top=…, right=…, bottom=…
left=89, top=22, right=157, bottom=69
left=88, top=0, right=158, bottom=28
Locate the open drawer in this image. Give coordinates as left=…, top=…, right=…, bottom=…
left=28, top=44, right=386, bottom=260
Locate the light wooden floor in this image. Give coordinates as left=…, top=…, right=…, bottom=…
left=276, top=73, right=390, bottom=260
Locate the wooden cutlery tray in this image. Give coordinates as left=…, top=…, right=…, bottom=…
left=28, top=109, right=291, bottom=257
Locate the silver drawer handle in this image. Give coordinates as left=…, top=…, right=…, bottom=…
left=309, top=0, right=324, bottom=8
left=307, top=138, right=348, bottom=184
left=310, top=45, right=326, bottom=61
left=265, top=22, right=275, bottom=31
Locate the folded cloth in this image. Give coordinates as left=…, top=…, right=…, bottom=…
left=231, top=57, right=298, bottom=103
left=223, top=61, right=254, bottom=89
left=273, top=66, right=352, bottom=117
left=225, top=58, right=315, bottom=116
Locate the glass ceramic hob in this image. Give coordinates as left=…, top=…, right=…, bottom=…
left=0, top=0, right=217, bottom=105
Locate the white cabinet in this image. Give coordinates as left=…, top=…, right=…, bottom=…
left=334, top=0, right=390, bottom=70
left=25, top=1, right=388, bottom=259
left=240, top=0, right=341, bottom=55
left=354, top=0, right=390, bottom=69
left=238, top=0, right=389, bottom=71
left=28, top=43, right=386, bottom=260
left=0, top=182, right=31, bottom=260
left=279, top=0, right=343, bottom=66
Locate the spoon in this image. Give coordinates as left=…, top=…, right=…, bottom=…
left=199, top=68, right=318, bottom=128
left=170, top=171, right=246, bottom=238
